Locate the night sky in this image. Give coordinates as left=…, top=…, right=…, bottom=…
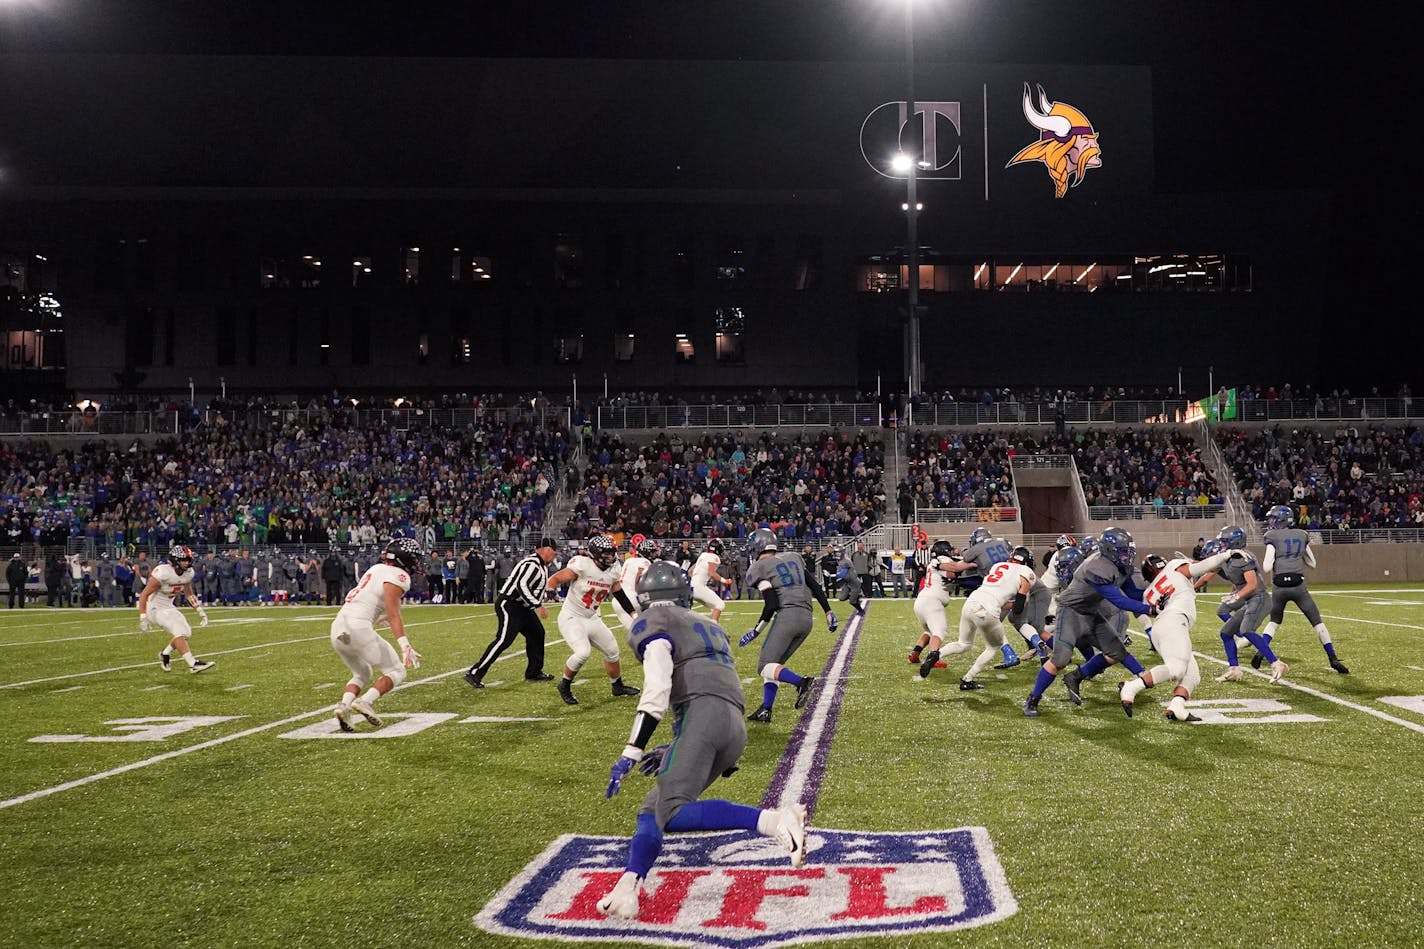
left=1, top=0, right=1409, bottom=379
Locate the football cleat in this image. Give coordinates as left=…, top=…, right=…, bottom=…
left=597, top=871, right=643, bottom=920
left=748, top=705, right=773, bottom=724
left=190, top=659, right=215, bottom=674
left=464, top=671, right=485, bottom=690
left=525, top=671, right=555, bottom=682
left=350, top=699, right=382, bottom=727
left=794, top=676, right=816, bottom=710
left=1269, top=660, right=1289, bottom=684
left=958, top=679, right=984, bottom=691
left=1023, top=694, right=1042, bottom=718
left=557, top=679, right=580, bottom=706
left=1063, top=668, right=1084, bottom=706
left=158, top=652, right=171, bottom=672
left=1250, top=652, right=1266, bottom=670
left=1215, top=666, right=1244, bottom=682
left=907, top=649, right=922, bottom=664
left=917, top=649, right=942, bottom=680
left=997, top=646, right=1022, bottom=669
left=1118, top=681, right=1134, bottom=718
left=1165, top=709, right=1203, bottom=723
left=775, top=803, right=808, bottom=868
left=334, top=705, right=355, bottom=733
left=1329, top=657, right=1350, bottom=675
left=611, top=681, right=641, bottom=698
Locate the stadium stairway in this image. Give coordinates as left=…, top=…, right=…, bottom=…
left=1195, top=419, right=1263, bottom=543
left=542, top=439, right=588, bottom=537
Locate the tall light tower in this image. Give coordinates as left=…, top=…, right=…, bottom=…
left=899, top=1, right=922, bottom=398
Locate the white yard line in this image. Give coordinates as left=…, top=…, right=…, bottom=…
left=1318, top=614, right=1424, bottom=633
left=0, top=645, right=547, bottom=811
left=1127, top=630, right=1424, bottom=736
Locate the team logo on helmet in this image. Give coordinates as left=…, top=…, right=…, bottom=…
left=1006, top=83, right=1102, bottom=198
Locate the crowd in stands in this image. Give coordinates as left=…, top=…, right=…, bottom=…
left=1216, top=425, right=1424, bottom=530
left=898, top=428, right=1221, bottom=517
left=565, top=431, right=886, bottom=541
left=0, top=413, right=568, bottom=551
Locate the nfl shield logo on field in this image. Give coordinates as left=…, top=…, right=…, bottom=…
left=475, top=826, right=1017, bottom=947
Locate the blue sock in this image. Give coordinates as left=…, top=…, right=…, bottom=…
left=1078, top=653, right=1110, bottom=680
left=666, top=799, right=762, bottom=833
left=1030, top=666, right=1057, bottom=699
left=1324, top=642, right=1338, bottom=660
left=1261, top=633, right=1274, bottom=647
left=1077, top=642, right=1097, bottom=661
left=1221, top=631, right=1239, bottom=665
left=1245, top=633, right=1277, bottom=663
left=627, top=812, right=663, bottom=877
left=762, top=682, right=779, bottom=708
left=1000, top=643, right=1017, bottom=663
left=776, top=667, right=803, bottom=686
left=1120, top=652, right=1146, bottom=675
left=1028, top=633, right=1043, bottom=649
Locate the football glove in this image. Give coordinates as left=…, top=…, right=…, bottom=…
left=636, top=743, right=671, bottom=777
left=606, top=754, right=637, bottom=798
left=739, top=626, right=763, bottom=648
left=1220, top=595, right=1241, bottom=611
left=196, top=610, right=209, bottom=628
left=826, top=611, right=839, bottom=632
left=139, top=614, right=150, bottom=633
left=398, top=636, right=421, bottom=669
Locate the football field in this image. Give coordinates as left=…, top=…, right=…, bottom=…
left=1, top=590, right=1422, bottom=948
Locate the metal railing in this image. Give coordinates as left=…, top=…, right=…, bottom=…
left=1313, top=528, right=1424, bottom=544
left=914, top=507, right=1020, bottom=524
left=1195, top=418, right=1261, bottom=541
left=597, top=403, right=882, bottom=430
left=908, top=397, right=1424, bottom=427
left=1086, top=504, right=1225, bottom=520
left=0, top=405, right=573, bottom=437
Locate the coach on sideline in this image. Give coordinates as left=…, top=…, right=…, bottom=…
left=464, top=539, right=559, bottom=688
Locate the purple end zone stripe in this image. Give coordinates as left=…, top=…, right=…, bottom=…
left=760, top=604, right=868, bottom=817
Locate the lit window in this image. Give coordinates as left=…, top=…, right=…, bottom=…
left=351, top=257, right=373, bottom=289
left=402, top=246, right=421, bottom=286
left=715, top=307, right=746, bottom=364
left=554, top=333, right=584, bottom=364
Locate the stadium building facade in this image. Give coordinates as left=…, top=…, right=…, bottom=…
left=0, top=54, right=1327, bottom=396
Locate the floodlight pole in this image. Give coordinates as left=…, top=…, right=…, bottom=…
left=905, top=0, right=921, bottom=399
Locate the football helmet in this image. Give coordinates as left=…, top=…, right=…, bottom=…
left=1141, top=553, right=1168, bottom=582
left=968, top=527, right=992, bottom=546
left=1010, top=546, right=1035, bottom=569
left=930, top=539, right=953, bottom=558
left=588, top=534, right=617, bottom=569
left=1200, top=538, right=1226, bottom=559
left=1265, top=505, right=1294, bottom=530
left=170, top=545, right=194, bottom=570
left=636, top=538, right=662, bottom=560
left=1217, top=525, right=1248, bottom=551
left=1078, top=534, right=1101, bottom=555
left=382, top=537, right=422, bottom=574
left=636, top=560, right=693, bottom=608
left=746, top=528, right=778, bottom=561
left=1054, top=533, right=1078, bottom=551
left=1054, top=546, right=1085, bottom=585
left=1098, top=527, right=1137, bottom=570
left=706, top=538, right=725, bottom=556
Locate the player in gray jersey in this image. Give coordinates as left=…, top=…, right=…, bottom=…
left=738, top=528, right=830, bottom=724
left=1203, top=525, right=1288, bottom=683
left=1258, top=505, right=1348, bottom=674
left=959, top=530, right=1022, bottom=666
left=596, top=562, right=809, bottom=920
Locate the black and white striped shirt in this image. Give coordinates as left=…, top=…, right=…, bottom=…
left=498, top=554, right=548, bottom=609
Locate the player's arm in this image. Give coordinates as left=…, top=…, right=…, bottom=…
left=384, top=581, right=420, bottom=668
left=1187, top=550, right=1232, bottom=580
left=1261, top=545, right=1276, bottom=574
left=940, top=559, right=976, bottom=575
left=1303, top=544, right=1317, bottom=568
left=1235, top=563, right=1260, bottom=599
left=545, top=567, right=577, bottom=590
left=136, top=575, right=161, bottom=628
left=1090, top=579, right=1151, bottom=616
left=606, top=637, right=673, bottom=797
left=804, top=571, right=832, bottom=613
left=609, top=579, right=638, bottom=615
left=182, top=582, right=209, bottom=626
left=739, top=580, right=781, bottom=646
left=1007, top=574, right=1032, bottom=615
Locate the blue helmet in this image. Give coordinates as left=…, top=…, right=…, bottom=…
left=1098, top=526, right=1136, bottom=570
left=1078, top=534, right=1100, bottom=555
left=1217, top=525, right=1248, bottom=550
left=747, top=528, right=778, bottom=562
left=968, top=527, right=992, bottom=546
left=1054, top=546, right=1085, bottom=585
left=1265, top=505, right=1294, bottom=530
left=1200, top=538, right=1226, bottom=559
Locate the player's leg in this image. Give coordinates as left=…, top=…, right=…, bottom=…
left=914, top=597, right=951, bottom=678
left=960, top=608, right=1006, bottom=689
left=1027, top=610, right=1084, bottom=715
left=1235, top=595, right=1285, bottom=681
left=693, top=584, right=725, bottom=623
left=1293, top=587, right=1347, bottom=672
left=330, top=621, right=374, bottom=732
left=587, top=618, right=639, bottom=696
left=753, top=611, right=815, bottom=719
left=155, top=606, right=210, bottom=672
left=1215, top=607, right=1246, bottom=680
left=556, top=611, right=593, bottom=704
left=1121, top=614, right=1188, bottom=713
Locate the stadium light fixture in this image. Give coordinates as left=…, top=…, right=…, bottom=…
left=891, top=153, right=913, bottom=174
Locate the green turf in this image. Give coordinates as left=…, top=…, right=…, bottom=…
left=1, top=589, right=1422, bottom=947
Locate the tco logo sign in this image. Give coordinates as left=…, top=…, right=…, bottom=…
left=475, top=826, right=1017, bottom=947
left=860, top=101, right=962, bottom=180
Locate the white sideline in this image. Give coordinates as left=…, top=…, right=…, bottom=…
left=0, top=612, right=489, bottom=690
left=0, top=649, right=536, bottom=811
left=1126, top=630, right=1424, bottom=736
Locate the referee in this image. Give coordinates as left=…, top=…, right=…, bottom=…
left=465, top=538, right=558, bottom=688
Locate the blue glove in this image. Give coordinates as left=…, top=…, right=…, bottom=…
left=606, top=755, right=637, bottom=798
left=826, top=611, right=839, bottom=632
left=739, top=627, right=762, bottom=647
left=637, top=743, right=670, bottom=777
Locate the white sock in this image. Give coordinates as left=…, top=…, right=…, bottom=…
left=756, top=809, right=780, bottom=837
left=1262, top=621, right=1279, bottom=639
left=340, top=692, right=357, bottom=708
left=965, top=647, right=997, bottom=680
left=1233, top=636, right=1250, bottom=649
left=183, top=651, right=197, bottom=668
left=359, top=687, right=381, bottom=706
left=161, top=645, right=174, bottom=657
left=1314, top=623, right=1332, bottom=646
left=1167, top=695, right=1188, bottom=720
left=1120, top=675, right=1149, bottom=702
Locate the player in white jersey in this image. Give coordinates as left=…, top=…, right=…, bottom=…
left=545, top=534, right=642, bottom=706
left=689, top=539, right=728, bottom=622
left=1120, top=548, right=1233, bottom=722
left=328, top=537, right=423, bottom=731
left=920, top=547, right=1037, bottom=690
left=140, top=545, right=213, bottom=673
left=908, top=540, right=979, bottom=672
left=613, top=538, right=662, bottom=630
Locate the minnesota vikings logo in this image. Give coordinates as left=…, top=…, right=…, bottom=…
left=1005, top=83, right=1101, bottom=198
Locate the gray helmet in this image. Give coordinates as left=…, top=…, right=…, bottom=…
left=636, top=560, right=693, bottom=608
left=746, top=527, right=778, bottom=562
